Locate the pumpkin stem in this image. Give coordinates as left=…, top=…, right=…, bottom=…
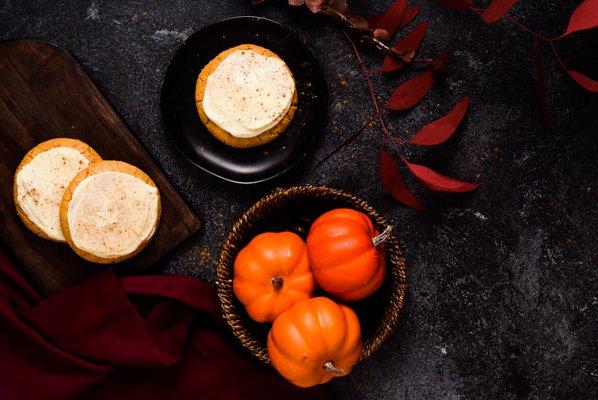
left=372, top=225, right=392, bottom=247
left=323, top=361, right=345, bottom=376
left=271, top=276, right=284, bottom=291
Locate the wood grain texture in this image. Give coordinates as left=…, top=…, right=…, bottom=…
left=0, top=39, right=201, bottom=294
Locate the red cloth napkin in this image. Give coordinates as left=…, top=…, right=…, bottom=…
left=0, top=246, right=332, bottom=400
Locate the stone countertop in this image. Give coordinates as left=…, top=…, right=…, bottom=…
left=1, top=1, right=597, bottom=399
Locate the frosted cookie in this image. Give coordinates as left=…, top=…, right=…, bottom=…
left=59, top=160, right=161, bottom=264
left=13, top=138, right=102, bottom=242
left=195, top=44, right=297, bottom=148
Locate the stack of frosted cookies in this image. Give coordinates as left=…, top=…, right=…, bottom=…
left=14, top=138, right=161, bottom=264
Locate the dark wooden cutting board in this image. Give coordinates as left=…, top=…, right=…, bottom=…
left=0, top=39, right=201, bottom=294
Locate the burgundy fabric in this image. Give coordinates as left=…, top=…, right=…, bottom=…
left=0, top=246, right=332, bottom=400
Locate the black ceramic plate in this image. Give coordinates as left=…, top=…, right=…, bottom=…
left=160, top=16, right=327, bottom=184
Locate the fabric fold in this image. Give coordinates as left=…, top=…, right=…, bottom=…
left=0, top=246, right=332, bottom=400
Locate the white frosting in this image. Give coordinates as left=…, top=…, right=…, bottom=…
left=16, top=147, right=91, bottom=241
left=67, top=171, right=160, bottom=259
left=202, top=49, right=295, bottom=138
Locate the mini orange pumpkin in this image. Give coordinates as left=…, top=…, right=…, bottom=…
left=267, top=296, right=362, bottom=387
left=233, top=231, right=315, bottom=323
left=306, top=208, right=389, bottom=301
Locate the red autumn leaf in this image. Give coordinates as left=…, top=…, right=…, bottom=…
left=381, top=21, right=429, bottom=73
left=387, top=70, right=434, bottom=110
left=369, top=0, right=408, bottom=37
left=405, top=161, right=479, bottom=192
left=567, top=70, right=598, bottom=92
left=380, top=56, right=405, bottom=74
left=437, top=0, right=473, bottom=10
left=561, top=0, right=598, bottom=37
left=380, top=148, right=425, bottom=210
left=409, top=95, right=470, bottom=145
left=395, top=21, right=429, bottom=54
left=400, top=6, right=421, bottom=28
left=481, top=0, right=518, bottom=24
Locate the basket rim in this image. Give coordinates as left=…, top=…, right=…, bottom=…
left=215, top=184, right=408, bottom=364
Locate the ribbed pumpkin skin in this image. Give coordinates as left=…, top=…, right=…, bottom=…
left=233, top=232, right=315, bottom=323
left=307, top=208, right=386, bottom=301
left=267, top=297, right=363, bottom=387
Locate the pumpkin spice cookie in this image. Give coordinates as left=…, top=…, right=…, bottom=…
left=13, top=138, right=102, bottom=242
left=59, top=160, right=161, bottom=264
left=195, top=44, right=297, bottom=148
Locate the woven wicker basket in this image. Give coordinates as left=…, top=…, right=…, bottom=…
left=215, top=185, right=407, bottom=364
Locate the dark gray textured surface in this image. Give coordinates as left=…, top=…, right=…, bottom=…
left=1, top=1, right=597, bottom=399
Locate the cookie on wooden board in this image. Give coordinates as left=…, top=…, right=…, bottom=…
left=13, top=138, right=102, bottom=242
left=195, top=44, right=298, bottom=148
left=60, top=160, right=162, bottom=264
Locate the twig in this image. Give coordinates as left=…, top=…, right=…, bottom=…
left=469, top=6, right=554, bottom=42
left=341, top=29, right=390, bottom=138
left=467, top=4, right=574, bottom=126
left=341, top=29, right=405, bottom=157
left=549, top=40, right=570, bottom=76
left=470, top=4, right=569, bottom=78
left=323, top=6, right=415, bottom=63
left=505, top=15, right=552, bottom=42
left=532, top=37, right=555, bottom=128
left=314, top=114, right=376, bottom=169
